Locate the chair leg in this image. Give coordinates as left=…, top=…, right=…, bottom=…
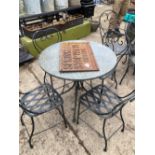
left=73, top=82, right=79, bottom=122
left=133, top=66, right=135, bottom=75
left=20, top=111, right=25, bottom=126
left=120, top=108, right=125, bottom=132
left=103, top=119, right=107, bottom=152
left=119, top=60, right=130, bottom=85
left=76, top=101, right=81, bottom=124
left=60, top=105, right=68, bottom=128
left=122, top=55, right=128, bottom=64
left=28, top=117, right=35, bottom=149
left=113, top=71, right=118, bottom=89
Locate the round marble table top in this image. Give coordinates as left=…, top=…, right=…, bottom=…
left=39, top=40, right=117, bottom=81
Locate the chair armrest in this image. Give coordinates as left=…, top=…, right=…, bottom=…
left=118, top=90, right=135, bottom=102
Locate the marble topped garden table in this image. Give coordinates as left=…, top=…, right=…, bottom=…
left=39, top=40, right=117, bottom=122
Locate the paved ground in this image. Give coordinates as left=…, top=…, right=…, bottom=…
left=19, top=4, right=135, bottom=155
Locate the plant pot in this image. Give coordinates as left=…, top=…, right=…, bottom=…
left=81, top=4, right=95, bottom=18
left=41, top=0, right=55, bottom=12
left=23, top=0, right=42, bottom=14
left=55, top=0, right=69, bottom=10
left=90, top=20, right=99, bottom=32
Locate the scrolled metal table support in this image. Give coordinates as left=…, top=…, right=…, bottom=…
left=48, top=79, right=88, bottom=123
left=73, top=81, right=88, bottom=122
left=73, top=81, right=85, bottom=122
left=60, top=82, right=75, bottom=95
left=76, top=94, right=81, bottom=124
left=47, top=74, right=86, bottom=123
left=46, top=72, right=75, bottom=95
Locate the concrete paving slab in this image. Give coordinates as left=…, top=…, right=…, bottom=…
left=20, top=121, right=87, bottom=155
left=19, top=62, right=40, bottom=92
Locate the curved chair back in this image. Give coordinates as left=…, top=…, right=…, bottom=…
left=32, top=27, right=62, bottom=54
left=111, top=89, right=135, bottom=116
left=125, top=23, right=135, bottom=56
left=99, top=10, right=117, bottom=42
left=99, top=10, right=128, bottom=55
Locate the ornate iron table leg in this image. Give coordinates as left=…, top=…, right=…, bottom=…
left=103, top=119, right=107, bottom=152
left=73, top=81, right=79, bottom=122
left=100, top=79, right=104, bottom=98
left=29, top=117, right=35, bottom=149
left=76, top=99, right=81, bottom=124
left=79, top=81, right=89, bottom=92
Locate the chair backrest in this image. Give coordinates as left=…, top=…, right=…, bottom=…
left=99, top=10, right=117, bottom=42
left=111, top=89, right=135, bottom=116
left=99, top=10, right=127, bottom=55
left=125, top=23, right=135, bottom=55
left=32, top=27, right=62, bottom=54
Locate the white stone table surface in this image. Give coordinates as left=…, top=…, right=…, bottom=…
left=39, top=40, right=117, bottom=81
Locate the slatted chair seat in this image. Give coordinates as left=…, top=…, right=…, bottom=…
left=20, top=84, right=63, bottom=116
left=80, top=85, right=122, bottom=117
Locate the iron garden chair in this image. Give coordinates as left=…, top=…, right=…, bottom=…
left=32, top=27, right=62, bottom=55
left=99, top=10, right=128, bottom=56
left=119, top=22, right=135, bottom=84
left=77, top=84, right=135, bottom=151
left=19, top=73, right=67, bottom=148
left=32, top=27, right=74, bottom=94
left=99, top=10, right=133, bottom=88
